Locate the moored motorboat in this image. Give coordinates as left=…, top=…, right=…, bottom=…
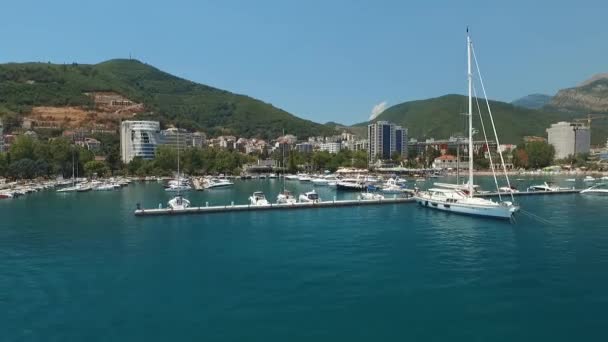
left=299, top=190, right=321, bottom=203
left=358, top=192, right=384, bottom=200
left=249, top=191, right=270, bottom=206
left=527, top=182, right=568, bottom=192
left=580, top=183, right=608, bottom=195
left=276, top=190, right=297, bottom=204
left=204, top=178, right=234, bottom=189
left=168, top=195, right=191, bottom=210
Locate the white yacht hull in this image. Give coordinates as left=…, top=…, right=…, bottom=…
left=414, top=196, right=517, bottom=219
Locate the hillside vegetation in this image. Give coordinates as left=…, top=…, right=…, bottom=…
left=355, top=94, right=608, bottom=145
left=0, top=59, right=334, bottom=139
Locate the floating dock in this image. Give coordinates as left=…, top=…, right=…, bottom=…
left=476, top=189, right=581, bottom=197
left=134, top=189, right=582, bottom=217
left=135, top=197, right=414, bottom=216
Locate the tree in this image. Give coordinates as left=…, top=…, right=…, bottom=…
left=391, top=151, right=403, bottom=163
left=512, top=147, right=529, bottom=169
left=84, top=160, right=109, bottom=177
left=9, top=136, right=37, bottom=161
left=525, top=141, right=555, bottom=169
left=0, top=153, right=8, bottom=176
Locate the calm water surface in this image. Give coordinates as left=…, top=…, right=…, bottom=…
left=2, top=176, right=607, bottom=341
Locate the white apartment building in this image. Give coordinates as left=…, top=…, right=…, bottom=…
left=547, top=121, right=590, bottom=159
left=319, top=142, right=342, bottom=154
left=120, top=121, right=161, bottom=163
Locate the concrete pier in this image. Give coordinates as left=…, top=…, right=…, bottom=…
left=135, top=197, right=414, bottom=216
left=134, top=189, right=582, bottom=217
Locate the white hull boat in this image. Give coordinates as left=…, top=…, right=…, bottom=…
left=168, top=195, right=191, bottom=210
left=249, top=192, right=270, bottom=206
left=299, top=190, right=321, bottom=203
left=581, top=183, right=608, bottom=195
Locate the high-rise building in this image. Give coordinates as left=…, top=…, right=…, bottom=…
left=547, top=121, right=590, bottom=159
left=395, top=126, right=408, bottom=158
left=120, top=121, right=161, bottom=163
left=368, top=121, right=408, bottom=164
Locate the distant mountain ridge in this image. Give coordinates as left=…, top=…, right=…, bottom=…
left=354, top=94, right=608, bottom=144
left=511, top=94, right=553, bottom=110
left=0, top=59, right=334, bottom=139
left=550, top=73, right=608, bottom=113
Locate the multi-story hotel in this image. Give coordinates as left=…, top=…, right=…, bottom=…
left=120, top=121, right=161, bottom=163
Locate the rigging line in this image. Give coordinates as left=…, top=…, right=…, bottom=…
left=471, top=44, right=515, bottom=202
left=519, top=209, right=554, bottom=225
left=472, top=84, right=502, bottom=201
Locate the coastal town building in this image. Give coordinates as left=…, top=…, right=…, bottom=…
left=77, top=138, right=101, bottom=152
left=120, top=120, right=161, bottom=163
left=368, top=121, right=408, bottom=164
left=319, top=142, right=342, bottom=154
left=432, top=155, right=469, bottom=170
left=547, top=121, right=590, bottom=159
left=160, top=128, right=205, bottom=151
left=295, top=142, right=313, bottom=154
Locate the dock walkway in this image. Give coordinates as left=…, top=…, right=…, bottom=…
left=134, top=189, right=582, bottom=217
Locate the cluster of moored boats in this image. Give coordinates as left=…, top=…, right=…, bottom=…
left=0, top=177, right=133, bottom=198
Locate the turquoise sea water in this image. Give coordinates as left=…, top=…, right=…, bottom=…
left=2, top=176, right=608, bottom=341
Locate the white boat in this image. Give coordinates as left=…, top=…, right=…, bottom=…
left=336, top=178, right=366, bottom=191
left=498, top=186, right=519, bottom=193
left=268, top=173, right=278, bottom=179
left=565, top=178, right=576, bottom=182
left=204, top=178, right=234, bottom=189
left=416, top=188, right=518, bottom=219
left=299, top=190, right=321, bottom=203
left=584, top=176, right=596, bottom=182
left=249, top=191, right=270, bottom=206
left=601, top=176, right=608, bottom=180
left=580, top=183, right=608, bottom=195
left=297, top=174, right=312, bottom=182
left=94, top=183, right=116, bottom=191
left=311, top=178, right=329, bottom=186
left=284, top=174, right=299, bottom=180
left=381, top=179, right=407, bottom=194
left=413, top=30, right=519, bottom=220
left=167, top=126, right=192, bottom=206
left=0, top=191, right=14, bottom=199
left=527, top=182, right=568, bottom=192
left=358, top=192, right=384, bottom=200
left=276, top=190, right=297, bottom=204
left=167, top=195, right=191, bottom=210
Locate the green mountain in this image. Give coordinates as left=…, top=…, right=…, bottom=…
left=355, top=94, right=608, bottom=145
left=0, top=59, right=334, bottom=139
left=512, top=94, right=553, bottom=110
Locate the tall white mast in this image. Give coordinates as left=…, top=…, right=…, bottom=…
left=177, top=128, right=180, bottom=196
left=467, top=29, right=474, bottom=197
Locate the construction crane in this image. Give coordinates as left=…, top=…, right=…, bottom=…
left=573, top=114, right=608, bottom=128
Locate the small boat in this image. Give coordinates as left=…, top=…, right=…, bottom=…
left=336, top=178, right=366, bottom=191
left=565, top=178, right=576, bottom=182
left=0, top=192, right=13, bottom=199
left=527, top=182, right=567, bottom=192
left=276, top=189, right=297, bottom=204
left=268, top=173, right=278, bottom=179
left=498, top=186, right=519, bottom=193
left=601, top=176, right=608, bottom=180
left=584, top=176, right=596, bottom=182
left=297, top=174, right=312, bottom=182
left=168, top=195, right=191, bottom=210
left=311, top=178, right=329, bottom=186
left=381, top=178, right=407, bottom=194
left=299, top=190, right=321, bottom=203
left=249, top=191, right=270, bottom=206
left=580, top=183, right=608, bottom=195
left=284, top=174, right=299, bottom=180
left=358, top=192, right=384, bottom=200
left=94, top=183, right=116, bottom=191
left=204, top=178, right=234, bottom=189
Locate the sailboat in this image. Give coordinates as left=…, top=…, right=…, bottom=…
left=414, top=29, right=519, bottom=219
left=277, top=139, right=297, bottom=204
left=167, top=128, right=191, bottom=210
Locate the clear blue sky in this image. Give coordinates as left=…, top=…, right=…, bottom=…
left=1, top=0, right=607, bottom=124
